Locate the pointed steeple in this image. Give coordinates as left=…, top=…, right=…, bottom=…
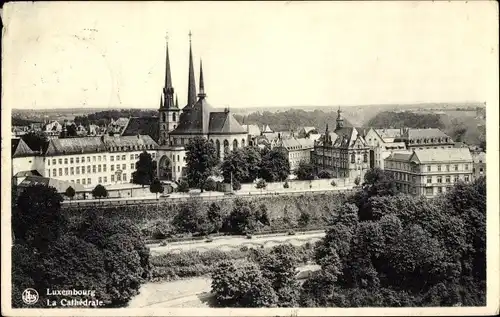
left=198, top=59, right=206, bottom=99
left=162, top=34, right=175, bottom=109
left=186, top=31, right=197, bottom=107
left=175, top=94, right=179, bottom=108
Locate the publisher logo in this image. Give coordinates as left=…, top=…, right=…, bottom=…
left=22, top=288, right=39, bottom=305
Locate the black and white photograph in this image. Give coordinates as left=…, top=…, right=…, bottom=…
left=1, top=1, right=498, bottom=316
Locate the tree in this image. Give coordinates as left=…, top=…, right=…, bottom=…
left=208, top=202, right=224, bottom=233
left=21, top=131, right=48, bottom=152
left=259, top=147, right=290, bottom=182
left=298, top=211, right=310, bottom=227
left=256, top=179, right=267, bottom=191
left=354, top=176, right=361, bottom=186
left=12, top=205, right=151, bottom=308
left=149, top=178, right=164, bottom=199
left=232, top=179, right=241, bottom=191
left=185, top=137, right=218, bottom=192
left=132, top=151, right=157, bottom=187
left=296, top=161, right=317, bottom=180
left=92, top=184, right=108, bottom=202
left=253, top=244, right=301, bottom=307
left=204, top=178, right=217, bottom=191
left=211, top=261, right=278, bottom=307
left=283, top=181, right=289, bottom=189
left=65, top=186, right=76, bottom=202
left=65, top=123, right=78, bottom=137
left=225, top=199, right=265, bottom=234
left=172, top=199, right=212, bottom=235
left=12, top=184, right=66, bottom=251
left=222, top=149, right=250, bottom=183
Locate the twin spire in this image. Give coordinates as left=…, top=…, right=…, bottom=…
left=161, top=31, right=206, bottom=109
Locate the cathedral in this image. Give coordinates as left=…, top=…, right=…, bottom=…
left=156, top=33, right=249, bottom=181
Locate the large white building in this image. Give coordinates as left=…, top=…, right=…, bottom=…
left=384, top=148, right=473, bottom=197
left=275, top=136, right=315, bottom=171
left=11, top=135, right=158, bottom=189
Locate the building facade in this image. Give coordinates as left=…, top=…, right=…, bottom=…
left=385, top=148, right=473, bottom=197
left=312, top=109, right=371, bottom=179
left=11, top=135, right=158, bottom=190
left=275, top=137, right=314, bottom=171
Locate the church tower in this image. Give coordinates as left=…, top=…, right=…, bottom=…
left=336, top=107, right=344, bottom=130
left=158, top=35, right=180, bottom=146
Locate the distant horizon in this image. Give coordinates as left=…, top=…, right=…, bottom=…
left=11, top=101, right=487, bottom=112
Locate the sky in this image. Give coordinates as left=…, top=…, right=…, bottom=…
left=2, top=1, right=498, bottom=110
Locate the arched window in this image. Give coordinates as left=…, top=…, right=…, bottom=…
left=216, top=140, right=221, bottom=159
left=351, top=153, right=356, bottom=164
left=223, top=139, right=230, bottom=155
left=363, top=152, right=368, bottom=163
left=173, top=112, right=176, bottom=122
left=233, top=139, right=238, bottom=150
left=242, top=139, right=246, bottom=147
left=162, top=113, right=166, bottom=122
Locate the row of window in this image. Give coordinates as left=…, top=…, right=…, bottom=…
left=47, top=152, right=157, bottom=166
left=48, top=155, right=106, bottom=166
left=387, top=162, right=470, bottom=172
left=426, top=164, right=469, bottom=172
left=426, top=175, right=469, bottom=183
left=48, top=162, right=138, bottom=177
left=409, top=137, right=452, bottom=144
left=109, top=144, right=155, bottom=152
left=70, top=173, right=128, bottom=186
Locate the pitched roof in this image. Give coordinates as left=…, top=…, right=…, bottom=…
left=279, top=137, right=314, bottom=151
left=407, top=128, right=450, bottom=140
left=45, top=137, right=107, bottom=156
left=242, top=124, right=261, bottom=136
left=300, top=127, right=318, bottom=134
left=262, top=125, right=273, bottom=133
left=170, top=98, right=214, bottom=135
left=12, top=138, right=38, bottom=158
left=14, top=170, right=42, bottom=178
left=332, top=127, right=369, bottom=149
left=386, top=152, right=413, bottom=161
left=375, top=128, right=401, bottom=140
left=18, top=175, right=85, bottom=192
left=208, top=111, right=247, bottom=134
left=411, top=148, right=472, bottom=163
left=472, top=151, right=486, bottom=163
left=121, top=116, right=159, bottom=141
left=103, top=135, right=158, bottom=149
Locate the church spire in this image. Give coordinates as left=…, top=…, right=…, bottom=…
left=162, top=33, right=174, bottom=108
left=186, top=31, right=197, bottom=107
left=198, top=59, right=206, bottom=99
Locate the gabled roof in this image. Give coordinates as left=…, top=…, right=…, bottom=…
left=208, top=111, right=247, bottom=134
left=12, top=138, right=38, bottom=158
left=332, top=127, right=369, bottom=149
left=170, top=98, right=214, bottom=135
left=300, top=127, right=318, bottom=134
left=411, top=148, right=472, bottom=164
left=121, top=116, right=159, bottom=141
left=18, top=175, right=85, bottom=192
left=278, top=137, right=314, bottom=151
left=262, top=125, right=273, bottom=133
left=45, top=137, right=106, bottom=156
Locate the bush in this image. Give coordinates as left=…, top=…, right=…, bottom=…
left=331, top=180, right=337, bottom=187
left=205, top=238, right=214, bottom=243
left=283, top=181, right=290, bottom=189
left=204, top=178, right=217, bottom=191
left=177, top=180, right=190, bottom=193
left=256, top=179, right=267, bottom=189
left=354, top=176, right=361, bottom=186
left=318, top=170, right=333, bottom=179
left=232, top=180, right=242, bottom=191
left=246, top=234, right=253, bottom=239
left=159, top=240, right=168, bottom=247
left=288, top=230, right=296, bottom=236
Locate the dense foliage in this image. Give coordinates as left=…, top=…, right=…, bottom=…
left=132, top=151, right=157, bottom=187
left=12, top=185, right=151, bottom=308
left=367, top=111, right=444, bottom=129
left=91, top=184, right=108, bottom=200
left=74, top=109, right=157, bottom=127
left=185, top=137, right=219, bottom=192
left=221, top=147, right=262, bottom=183
left=296, top=161, right=317, bottom=181
left=259, top=147, right=290, bottom=182
left=303, top=176, right=486, bottom=307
